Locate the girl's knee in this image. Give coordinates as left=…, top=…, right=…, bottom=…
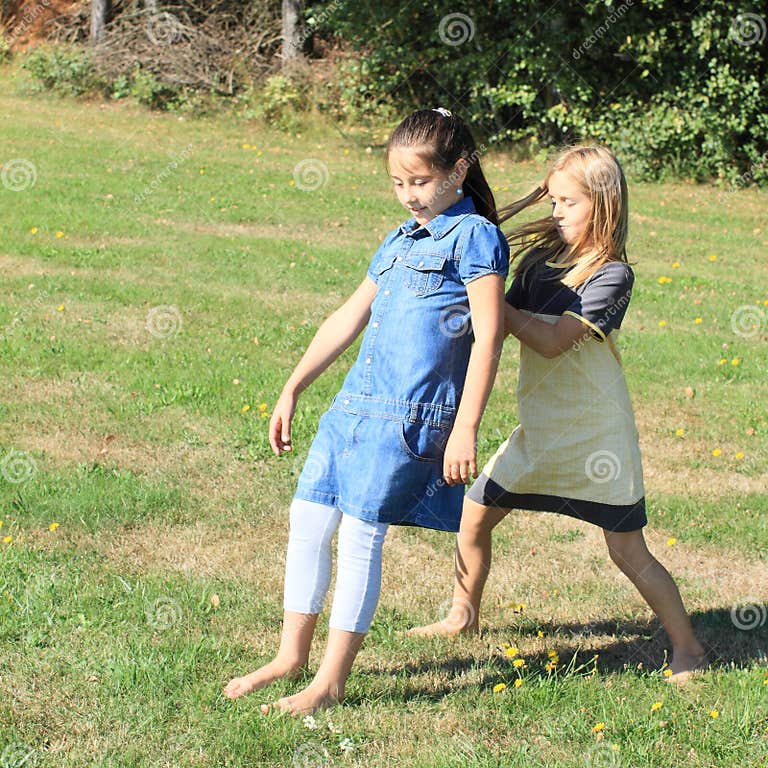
left=460, top=500, right=507, bottom=537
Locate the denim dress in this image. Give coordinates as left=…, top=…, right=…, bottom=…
left=294, top=197, right=509, bottom=532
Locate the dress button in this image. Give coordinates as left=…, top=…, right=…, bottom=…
left=343, top=399, right=350, bottom=406
left=384, top=290, right=390, bottom=296
left=418, top=260, right=424, bottom=266
left=372, top=322, right=379, bottom=328
left=365, top=357, right=372, bottom=364
left=397, top=256, right=403, bottom=261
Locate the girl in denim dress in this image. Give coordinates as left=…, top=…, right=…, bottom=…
left=410, top=146, right=706, bottom=680
left=223, top=109, right=510, bottom=712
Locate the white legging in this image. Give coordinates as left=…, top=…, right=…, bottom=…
left=283, top=499, right=389, bottom=633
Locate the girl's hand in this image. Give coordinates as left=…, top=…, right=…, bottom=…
left=269, top=389, right=298, bottom=456
left=443, top=424, right=478, bottom=485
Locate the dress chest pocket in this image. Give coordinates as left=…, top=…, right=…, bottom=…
left=403, top=252, right=448, bottom=296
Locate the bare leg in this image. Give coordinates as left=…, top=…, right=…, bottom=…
left=408, top=498, right=510, bottom=636
left=604, top=529, right=706, bottom=680
left=223, top=611, right=317, bottom=699
left=273, top=628, right=366, bottom=714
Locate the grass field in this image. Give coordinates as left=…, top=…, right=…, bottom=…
left=1, top=63, right=767, bottom=767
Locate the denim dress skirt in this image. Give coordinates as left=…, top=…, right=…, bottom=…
left=294, top=393, right=466, bottom=532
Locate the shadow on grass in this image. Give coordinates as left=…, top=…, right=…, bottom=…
left=363, top=606, right=767, bottom=703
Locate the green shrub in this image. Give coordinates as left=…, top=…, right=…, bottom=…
left=22, top=45, right=103, bottom=96
left=0, top=33, right=11, bottom=63
left=243, top=73, right=309, bottom=128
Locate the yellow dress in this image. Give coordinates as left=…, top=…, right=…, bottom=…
left=466, top=258, right=646, bottom=532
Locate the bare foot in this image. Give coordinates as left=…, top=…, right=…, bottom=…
left=223, top=659, right=305, bottom=700
left=665, top=651, right=708, bottom=684
left=272, top=680, right=343, bottom=715
left=405, top=618, right=478, bottom=637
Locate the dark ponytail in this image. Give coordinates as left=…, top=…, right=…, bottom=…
left=386, top=109, right=498, bottom=225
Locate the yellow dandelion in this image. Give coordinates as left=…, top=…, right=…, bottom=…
left=504, top=647, right=519, bottom=658
left=735, top=452, right=744, bottom=460
left=663, top=668, right=674, bottom=677
left=242, top=143, right=250, bottom=149
left=514, top=679, right=523, bottom=688
left=657, top=276, right=672, bottom=285
left=658, top=320, right=667, bottom=327
left=717, top=358, right=727, bottom=365
left=675, top=428, right=684, bottom=437
left=260, top=412, right=269, bottom=419
left=492, top=185, right=500, bottom=192
left=57, top=305, right=64, bottom=312
left=493, top=683, right=507, bottom=693
left=289, top=179, right=295, bottom=186
left=672, top=261, right=680, bottom=268
left=651, top=701, right=663, bottom=712
left=55, top=231, right=64, bottom=238
left=199, top=168, right=205, bottom=175
left=592, top=723, right=605, bottom=733
left=666, top=538, right=677, bottom=546
left=48, top=522, right=59, bottom=532
left=30, top=227, right=38, bottom=234
left=0, top=520, right=3, bottom=528
left=537, top=630, right=544, bottom=638
left=708, top=254, right=717, bottom=262
left=694, top=317, right=702, bottom=324
left=709, top=710, right=719, bottom=718
left=547, top=649, right=558, bottom=659
left=241, top=404, right=251, bottom=412
left=712, top=448, right=721, bottom=457
left=258, top=403, right=268, bottom=412
left=545, top=662, right=556, bottom=672
left=2, top=536, right=11, bottom=544
left=512, top=602, right=526, bottom=613
left=731, top=358, right=740, bottom=366
left=512, top=658, right=526, bottom=668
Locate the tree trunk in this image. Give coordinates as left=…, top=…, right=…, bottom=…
left=90, top=0, right=112, bottom=44
left=281, top=0, right=303, bottom=65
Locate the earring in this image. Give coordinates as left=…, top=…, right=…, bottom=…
left=456, top=187, right=463, bottom=195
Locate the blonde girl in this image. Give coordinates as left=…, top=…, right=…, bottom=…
left=410, top=145, right=706, bottom=680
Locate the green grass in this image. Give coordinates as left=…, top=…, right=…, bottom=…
left=1, top=63, right=767, bottom=766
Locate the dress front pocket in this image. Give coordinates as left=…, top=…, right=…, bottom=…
left=403, top=253, right=447, bottom=296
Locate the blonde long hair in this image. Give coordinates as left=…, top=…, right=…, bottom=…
left=499, top=145, right=630, bottom=288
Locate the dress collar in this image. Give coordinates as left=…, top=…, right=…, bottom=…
left=399, top=196, right=477, bottom=240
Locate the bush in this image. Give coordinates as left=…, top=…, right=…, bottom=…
left=22, top=45, right=104, bottom=96
left=243, top=73, right=310, bottom=128
left=317, top=0, right=768, bottom=184
left=0, top=33, right=11, bottom=63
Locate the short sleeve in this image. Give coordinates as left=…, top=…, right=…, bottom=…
left=563, top=262, right=634, bottom=340
left=458, top=220, right=510, bottom=285
left=366, top=229, right=399, bottom=284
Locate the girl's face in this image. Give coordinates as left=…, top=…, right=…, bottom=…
left=388, top=146, right=466, bottom=226
left=548, top=170, right=592, bottom=247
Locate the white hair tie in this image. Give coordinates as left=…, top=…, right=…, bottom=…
left=432, top=107, right=452, bottom=117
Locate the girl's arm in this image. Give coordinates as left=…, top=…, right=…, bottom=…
left=504, top=304, right=592, bottom=358
left=443, top=274, right=506, bottom=485
left=269, top=277, right=378, bottom=455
